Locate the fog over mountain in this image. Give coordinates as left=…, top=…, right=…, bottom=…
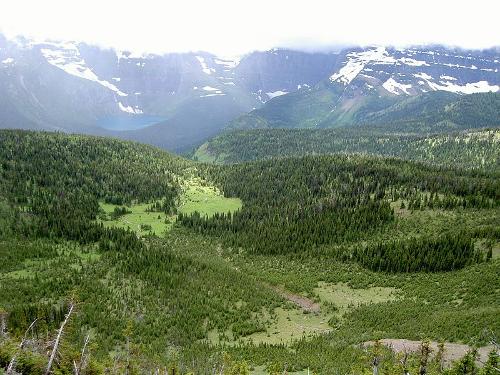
left=0, top=0, right=498, bottom=152
left=0, top=32, right=498, bottom=152
left=1, top=0, right=499, bottom=55
left=1, top=2, right=500, bottom=373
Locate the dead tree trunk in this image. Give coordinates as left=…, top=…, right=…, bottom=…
left=73, top=333, right=90, bottom=375
left=7, top=318, right=39, bottom=375
left=45, top=303, right=74, bottom=375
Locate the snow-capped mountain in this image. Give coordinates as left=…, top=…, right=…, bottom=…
left=235, top=49, right=338, bottom=102
left=0, top=34, right=498, bottom=151
left=230, top=46, right=499, bottom=131
left=329, top=46, right=498, bottom=95
left=0, top=34, right=338, bottom=150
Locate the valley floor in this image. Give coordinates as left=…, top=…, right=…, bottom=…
left=0, top=130, right=498, bottom=374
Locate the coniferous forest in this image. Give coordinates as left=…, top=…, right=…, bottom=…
left=0, top=130, right=499, bottom=374
left=193, top=128, right=500, bottom=169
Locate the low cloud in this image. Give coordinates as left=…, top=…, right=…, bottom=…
left=1, top=0, right=498, bottom=55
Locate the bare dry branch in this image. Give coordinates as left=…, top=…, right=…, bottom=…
left=45, top=303, right=74, bottom=375
left=7, top=318, right=40, bottom=375
left=74, top=333, right=90, bottom=375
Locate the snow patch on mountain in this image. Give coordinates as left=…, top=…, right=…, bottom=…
left=200, top=93, right=226, bottom=97
left=196, top=56, right=215, bottom=75
left=412, top=72, right=498, bottom=93
left=118, top=102, right=143, bottom=114
left=200, top=85, right=224, bottom=97
left=41, top=42, right=128, bottom=96
left=116, top=50, right=147, bottom=59
left=399, top=57, right=429, bottom=67
left=440, top=62, right=481, bottom=70
left=414, top=73, right=433, bottom=80
left=430, top=80, right=499, bottom=94
left=266, top=90, right=288, bottom=99
left=413, top=72, right=498, bottom=94
left=382, top=78, right=412, bottom=95
left=2, top=57, right=14, bottom=65
left=214, top=57, right=240, bottom=69
left=330, top=47, right=397, bottom=85
left=440, top=75, right=457, bottom=81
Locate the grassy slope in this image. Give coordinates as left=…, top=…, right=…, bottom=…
left=178, top=176, right=242, bottom=217
left=99, top=201, right=173, bottom=236
left=228, top=87, right=499, bottom=133
left=0, top=130, right=498, bottom=373
left=2, top=224, right=498, bottom=370
left=99, top=176, right=243, bottom=236
left=229, top=82, right=344, bottom=130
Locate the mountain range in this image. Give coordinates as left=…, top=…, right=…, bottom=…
left=0, top=34, right=498, bottom=151
left=229, top=46, right=499, bottom=131
left=1, top=33, right=500, bottom=373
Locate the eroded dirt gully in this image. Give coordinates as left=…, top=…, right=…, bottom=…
left=267, top=284, right=321, bottom=313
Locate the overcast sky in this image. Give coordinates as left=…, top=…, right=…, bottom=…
left=1, top=0, right=498, bottom=55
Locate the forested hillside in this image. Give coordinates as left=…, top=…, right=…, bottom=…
left=0, top=130, right=499, bottom=374
left=229, top=90, right=500, bottom=133
left=194, top=127, right=500, bottom=170
left=183, top=155, right=498, bottom=258
left=358, top=92, right=500, bottom=132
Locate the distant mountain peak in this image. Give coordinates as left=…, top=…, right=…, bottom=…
left=40, top=41, right=129, bottom=97
left=330, top=46, right=395, bottom=85
left=1, top=34, right=499, bottom=151
left=329, top=46, right=499, bottom=95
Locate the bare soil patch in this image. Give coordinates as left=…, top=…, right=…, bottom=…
left=267, top=284, right=321, bottom=313
left=365, top=339, right=497, bottom=365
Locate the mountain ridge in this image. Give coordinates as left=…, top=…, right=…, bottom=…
left=229, top=46, right=499, bottom=132
left=1, top=35, right=499, bottom=151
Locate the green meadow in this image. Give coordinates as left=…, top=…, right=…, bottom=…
left=99, top=176, right=242, bottom=236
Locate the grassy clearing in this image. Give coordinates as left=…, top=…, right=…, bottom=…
left=178, top=177, right=242, bottom=217
left=244, top=283, right=397, bottom=345
left=99, top=201, right=173, bottom=236
left=205, top=306, right=331, bottom=346
left=247, top=307, right=331, bottom=345
left=192, top=143, right=218, bottom=163
left=204, top=282, right=399, bottom=346
left=390, top=199, right=411, bottom=217
left=99, top=177, right=242, bottom=236
left=314, top=282, right=398, bottom=317
left=2, top=242, right=101, bottom=280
